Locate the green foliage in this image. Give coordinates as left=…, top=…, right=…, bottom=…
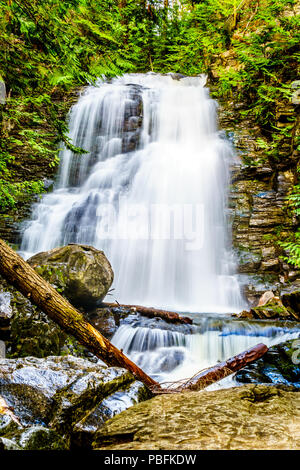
left=279, top=178, right=300, bottom=267
left=0, top=0, right=141, bottom=211
left=0, top=0, right=299, bottom=227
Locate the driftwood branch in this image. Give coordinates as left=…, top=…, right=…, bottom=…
left=180, top=343, right=268, bottom=392
left=150, top=343, right=268, bottom=394
left=0, top=238, right=158, bottom=390
left=102, top=302, right=193, bottom=325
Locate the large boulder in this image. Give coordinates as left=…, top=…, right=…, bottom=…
left=92, top=384, right=300, bottom=450
left=28, top=244, right=114, bottom=309
left=0, top=355, right=147, bottom=449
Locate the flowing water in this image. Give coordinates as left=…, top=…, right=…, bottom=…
left=110, top=314, right=300, bottom=388
left=21, top=73, right=244, bottom=314
left=19, top=73, right=299, bottom=387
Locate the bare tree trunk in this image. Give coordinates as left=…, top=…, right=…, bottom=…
left=0, top=238, right=158, bottom=390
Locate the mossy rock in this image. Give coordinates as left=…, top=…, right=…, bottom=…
left=92, top=384, right=300, bottom=450
left=17, top=426, right=68, bottom=450
left=28, top=244, right=114, bottom=309
left=240, top=296, right=300, bottom=321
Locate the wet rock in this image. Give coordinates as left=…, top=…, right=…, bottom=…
left=92, top=384, right=300, bottom=450
left=122, top=85, right=143, bottom=153
left=0, top=436, right=22, bottom=450
left=17, top=426, right=68, bottom=450
left=219, top=90, right=299, bottom=301
left=0, top=355, right=135, bottom=430
left=236, top=249, right=262, bottom=273
left=292, top=89, right=300, bottom=105
left=0, top=292, right=12, bottom=342
left=0, top=355, right=151, bottom=449
left=0, top=417, right=67, bottom=450
left=28, top=244, right=114, bottom=309
left=71, top=381, right=149, bottom=448
left=5, top=286, right=70, bottom=358
left=0, top=412, right=22, bottom=437
left=281, top=289, right=300, bottom=315
left=88, top=309, right=117, bottom=338
left=86, top=308, right=119, bottom=340
left=235, top=340, right=300, bottom=388
left=0, top=292, right=12, bottom=327
left=238, top=296, right=299, bottom=321
left=239, top=273, right=281, bottom=306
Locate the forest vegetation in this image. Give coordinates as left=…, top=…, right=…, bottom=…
left=0, top=0, right=299, bottom=262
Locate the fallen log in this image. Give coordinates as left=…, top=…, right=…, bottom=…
left=151, top=343, right=268, bottom=393
left=183, top=343, right=268, bottom=391
left=0, top=238, right=158, bottom=390
left=102, top=302, right=193, bottom=325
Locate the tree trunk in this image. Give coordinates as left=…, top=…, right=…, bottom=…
left=102, top=302, right=193, bottom=325
left=0, top=238, right=158, bottom=390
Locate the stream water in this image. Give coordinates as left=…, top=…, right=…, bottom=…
left=19, top=73, right=300, bottom=387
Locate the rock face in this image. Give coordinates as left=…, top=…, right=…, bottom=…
left=236, top=340, right=300, bottom=388
left=93, top=384, right=300, bottom=450
left=214, top=74, right=300, bottom=306
left=122, top=84, right=143, bottom=153
left=0, top=355, right=146, bottom=449
left=28, top=244, right=114, bottom=309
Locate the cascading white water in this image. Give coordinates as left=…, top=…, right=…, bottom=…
left=111, top=315, right=300, bottom=388
left=17, top=72, right=300, bottom=389
left=21, top=73, right=244, bottom=314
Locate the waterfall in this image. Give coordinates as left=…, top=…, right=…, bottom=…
left=21, top=73, right=244, bottom=313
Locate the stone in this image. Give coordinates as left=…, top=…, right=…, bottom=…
left=236, top=340, right=300, bottom=388
left=240, top=296, right=299, bottom=321
left=92, top=384, right=300, bottom=450
left=0, top=292, right=12, bottom=328
left=292, top=89, right=300, bottom=105
left=0, top=355, right=150, bottom=449
left=17, top=426, right=68, bottom=450
left=257, top=290, right=275, bottom=306
left=6, top=288, right=69, bottom=358
left=291, top=81, right=300, bottom=90
left=86, top=308, right=118, bottom=340
left=0, top=412, right=22, bottom=437
left=0, top=274, right=92, bottom=359
left=0, top=436, right=22, bottom=450
left=121, top=85, right=143, bottom=153
left=0, top=355, right=135, bottom=430
left=0, top=78, right=6, bottom=105
left=71, top=381, right=149, bottom=448
left=28, top=244, right=114, bottom=309
left=281, top=289, right=300, bottom=314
